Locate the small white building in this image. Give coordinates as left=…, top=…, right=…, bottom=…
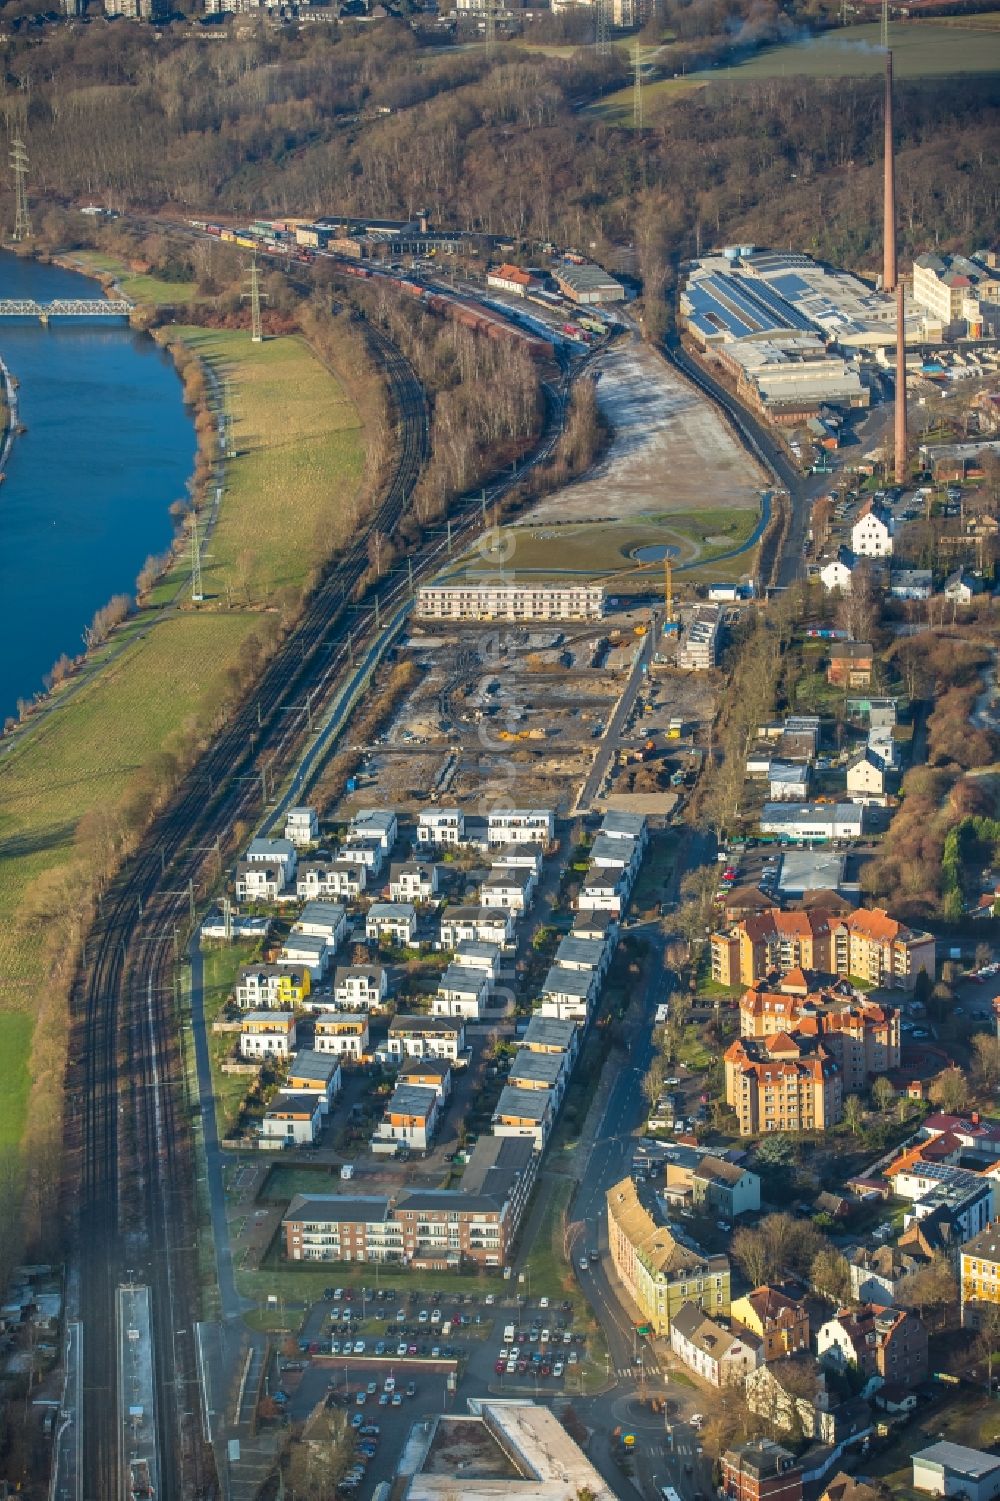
left=451, top=940, right=501, bottom=981
left=373, top=1082, right=441, bottom=1154
left=366, top=903, right=417, bottom=947
left=768, top=762, right=810, bottom=802
left=260, top=1091, right=324, bottom=1148
left=492, top=843, right=545, bottom=875
left=389, top=861, right=439, bottom=905
left=284, top=806, right=319, bottom=847
left=890, top=568, right=934, bottom=601
left=244, top=837, right=298, bottom=884
left=589, top=833, right=640, bottom=874
left=313, top=1013, right=370, bottom=1058
left=339, top=837, right=385, bottom=878
left=416, top=809, right=465, bottom=847
left=480, top=866, right=536, bottom=911
left=554, top=935, right=610, bottom=980
left=852, top=500, right=893, bottom=558
left=760, top=802, right=865, bottom=842
left=820, top=548, right=857, bottom=594
left=487, top=810, right=554, bottom=847
left=433, top=964, right=490, bottom=1019
left=577, top=867, right=629, bottom=915
left=240, top=1011, right=297, bottom=1059
left=911, top=1441, right=1000, bottom=1500
left=846, top=749, right=887, bottom=805
left=539, top=964, right=596, bottom=1023
left=439, top=906, right=515, bottom=949
left=334, top=965, right=388, bottom=1011
left=350, top=809, right=397, bottom=850
left=277, top=933, right=329, bottom=981
left=669, top=1301, right=761, bottom=1388
left=944, top=568, right=983, bottom=604
left=600, top=810, right=649, bottom=853
left=293, top=901, right=347, bottom=949
left=386, top=1015, right=466, bottom=1062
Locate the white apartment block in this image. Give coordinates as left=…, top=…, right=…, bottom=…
left=313, top=1014, right=370, bottom=1058
left=334, top=965, right=388, bottom=1011
left=284, top=806, right=319, bottom=847
left=417, top=809, right=465, bottom=847
left=487, top=810, right=554, bottom=847
left=416, top=584, right=605, bottom=623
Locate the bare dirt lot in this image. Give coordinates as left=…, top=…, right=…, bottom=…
left=527, top=334, right=766, bottom=523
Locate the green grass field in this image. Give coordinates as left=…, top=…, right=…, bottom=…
left=454, top=509, right=758, bottom=583
left=68, top=250, right=199, bottom=305
left=172, top=327, right=365, bottom=604
left=0, top=318, right=363, bottom=1160
left=590, top=20, right=1000, bottom=123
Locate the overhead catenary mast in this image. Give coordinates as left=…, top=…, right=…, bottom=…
left=10, top=133, right=31, bottom=243
left=596, top=0, right=610, bottom=58
left=633, top=40, right=643, bottom=129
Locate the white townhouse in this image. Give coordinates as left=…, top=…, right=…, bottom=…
left=487, top=810, right=554, bottom=847
left=417, top=809, right=465, bottom=847
left=334, top=965, right=388, bottom=1011
left=366, top=903, right=417, bottom=947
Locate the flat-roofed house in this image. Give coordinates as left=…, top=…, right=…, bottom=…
left=277, top=932, right=329, bottom=981
left=366, top=903, right=417, bottom=947
left=285, top=1050, right=342, bottom=1112
left=487, top=810, right=554, bottom=847
left=539, top=964, right=596, bottom=1023
left=284, top=806, right=319, bottom=847
left=240, top=1010, right=297, bottom=1059
left=417, top=809, right=465, bottom=847
left=387, top=1015, right=465, bottom=1062
left=492, top=1084, right=555, bottom=1151
left=439, top=906, right=514, bottom=949
left=521, top=1014, right=581, bottom=1065
left=554, top=935, right=611, bottom=981
left=260, top=1091, right=324, bottom=1147
left=293, top=901, right=347, bottom=949
left=373, top=1083, right=441, bottom=1153
left=313, top=1013, right=369, bottom=1059
left=508, top=1048, right=570, bottom=1106
left=351, top=809, right=397, bottom=850
left=451, top=941, right=501, bottom=981
left=244, top=836, right=297, bottom=884
left=432, top=965, right=490, bottom=1020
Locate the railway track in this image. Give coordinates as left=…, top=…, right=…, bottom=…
left=69, top=313, right=570, bottom=1498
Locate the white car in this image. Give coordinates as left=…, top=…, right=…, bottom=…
left=541, top=1329, right=551, bottom=1344
left=485, top=1294, right=496, bottom=1305
left=384, top=1377, right=395, bottom=1393
left=418, top=1310, right=430, bottom=1324
left=553, top=1361, right=564, bottom=1377
left=431, top=1309, right=442, bottom=1324
left=354, top=1340, right=365, bottom=1355
left=506, top=1358, right=517, bottom=1374
left=690, top=1413, right=705, bottom=1431
left=539, top=1296, right=550, bottom=1309
left=579, top=1258, right=589, bottom=1271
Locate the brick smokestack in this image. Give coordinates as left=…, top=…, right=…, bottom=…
left=883, top=50, right=897, bottom=293
left=895, top=281, right=907, bottom=485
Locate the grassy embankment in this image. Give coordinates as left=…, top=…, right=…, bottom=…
left=590, top=19, right=1000, bottom=123
left=67, top=248, right=200, bottom=305
left=0, top=321, right=365, bottom=1249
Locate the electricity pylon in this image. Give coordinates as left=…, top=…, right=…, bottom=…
left=633, top=40, right=643, bottom=128
left=10, top=134, right=31, bottom=242
left=242, top=252, right=267, bottom=344
left=596, top=0, right=610, bottom=57
left=223, top=377, right=236, bottom=459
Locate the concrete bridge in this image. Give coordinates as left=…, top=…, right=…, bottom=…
left=0, top=298, right=133, bottom=323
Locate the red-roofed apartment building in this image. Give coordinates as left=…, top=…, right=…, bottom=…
left=724, top=1033, right=843, bottom=1135
left=739, top=975, right=900, bottom=1094
left=711, top=907, right=934, bottom=991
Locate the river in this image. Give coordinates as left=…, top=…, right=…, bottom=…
left=0, top=252, right=196, bottom=726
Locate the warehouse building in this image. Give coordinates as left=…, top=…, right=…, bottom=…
left=552, top=262, right=625, bottom=304
left=717, top=335, right=869, bottom=422
left=416, top=584, right=605, bottom=622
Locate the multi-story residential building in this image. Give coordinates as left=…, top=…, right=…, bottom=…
left=234, top=963, right=310, bottom=1010
left=600, top=809, right=649, bottom=853
left=577, top=867, right=630, bottom=915
left=724, top=1033, right=843, bottom=1136
left=887, top=1156, right=994, bottom=1246
left=386, top=1015, right=465, bottom=1063
left=340, top=836, right=386, bottom=879
left=553, top=935, right=610, bottom=982
left=817, top=1303, right=928, bottom=1391
left=572, top=909, right=619, bottom=945
left=846, top=749, right=888, bottom=806
left=416, top=809, right=465, bottom=847
left=260, top=1091, right=324, bottom=1148
left=366, top=902, right=417, bottom=948
left=239, top=1010, right=297, bottom=1060
left=333, top=965, right=388, bottom=1011
left=235, top=859, right=287, bottom=904
left=373, top=1083, right=440, bottom=1153
left=739, top=976, right=900, bottom=1093
left=850, top=1243, right=927, bottom=1306
left=960, top=1221, right=1000, bottom=1326
left=670, top=1301, right=761, bottom=1386
left=721, top=1440, right=803, bottom=1501
left=284, top=806, right=319, bottom=847
left=711, top=908, right=935, bottom=992
left=730, top=1284, right=810, bottom=1362
left=416, top=584, right=605, bottom=623
left=851, top=499, right=893, bottom=558
left=606, top=1178, right=730, bottom=1335
left=451, top=941, right=501, bottom=982
left=432, top=965, right=490, bottom=1020
left=243, top=836, right=297, bottom=882
left=691, top=1156, right=762, bottom=1219
left=313, top=1013, right=369, bottom=1059
left=285, top=1051, right=342, bottom=1113
left=284, top=1140, right=536, bottom=1270
left=439, top=907, right=515, bottom=949
left=277, top=933, right=329, bottom=981
left=826, top=641, right=874, bottom=689
left=492, top=1085, right=556, bottom=1151
left=492, top=842, right=545, bottom=874
left=487, top=810, right=555, bottom=847
left=389, top=862, right=439, bottom=905
left=678, top=602, right=723, bottom=670
left=590, top=832, right=641, bottom=873
left=296, top=857, right=365, bottom=902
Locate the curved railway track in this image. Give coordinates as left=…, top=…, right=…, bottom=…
left=70, top=318, right=569, bottom=1499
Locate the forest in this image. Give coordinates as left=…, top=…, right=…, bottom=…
left=0, top=15, right=997, bottom=288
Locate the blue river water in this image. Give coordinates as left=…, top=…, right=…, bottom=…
left=0, top=252, right=196, bottom=724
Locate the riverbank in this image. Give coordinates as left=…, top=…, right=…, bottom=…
left=0, top=292, right=370, bottom=1267
left=0, top=352, right=16, bottom=473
